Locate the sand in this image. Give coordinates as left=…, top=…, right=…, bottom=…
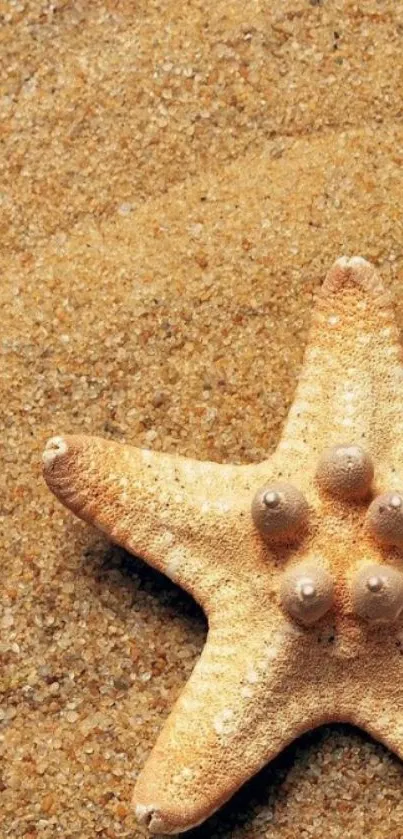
left=1, top=0, right=403, bottom=836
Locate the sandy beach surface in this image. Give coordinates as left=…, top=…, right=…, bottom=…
left=2, top=1, right=403, bottom=836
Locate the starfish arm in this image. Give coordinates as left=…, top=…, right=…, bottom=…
left=42, top=434, right=264, bottom=605
left=343, top=641, right=403, bottom=761
left=277, top=257, right=403, bottom=473
left=132, top=619, right=327, bottom=834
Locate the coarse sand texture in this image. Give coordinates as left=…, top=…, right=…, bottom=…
left=2, top=2, right=403, bottom=837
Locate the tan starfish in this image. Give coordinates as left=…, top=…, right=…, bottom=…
left=43, top=257, right=403, bottom=835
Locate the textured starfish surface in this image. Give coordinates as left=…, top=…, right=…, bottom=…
left=43, top=257, right=403, bottom=834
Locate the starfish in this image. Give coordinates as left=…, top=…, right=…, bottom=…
left=43, top=257, right=403, bottom=835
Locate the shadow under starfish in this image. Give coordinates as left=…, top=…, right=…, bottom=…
left=43, top=257, right=403, bottom=834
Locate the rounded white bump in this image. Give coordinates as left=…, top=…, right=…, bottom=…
left=42, top=436, right=68, bottom=466
left=246, top=665, right=259, bottom=684
left=335, top=255, right=370, bottom=269
left=300, top=580, right=316, bottom=600
left=263, top=490, right=280, bottom=508
left=213, top=708, right=234, bottom=736
left=241, top=685, right=254, bottom=699
left=135, top=804, right=166, bottom=832
left=135, top=804, right=158, bottom=825
left=367, top=575, right=383, bottom=593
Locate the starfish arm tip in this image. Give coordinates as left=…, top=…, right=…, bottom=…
left=278, top=254, right=401, bottom=458
left=334, top=255, right=370, bottom=269
left=42, top=433, right=91, bottom=505
left=41, top=432, right=242, bottom=602
left=133, top=803, right=173, bottom=834
left=42, top=435, right=69, bottom=469
left=323, top=254, right=381, bottom=296
left=133, top=799, right=205, bottom=834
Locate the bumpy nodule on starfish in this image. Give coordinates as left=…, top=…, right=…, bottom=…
left=280, top=562, right=334, bottom=625
left=351, top=563, right=403, bottom=623
left=316, top=443, right=374, bottom=500
left=366, top=492, right=403, bottom=547
left=43, top=256, right=403, bottom=835
left=251, top=481, right=309, bottom=541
